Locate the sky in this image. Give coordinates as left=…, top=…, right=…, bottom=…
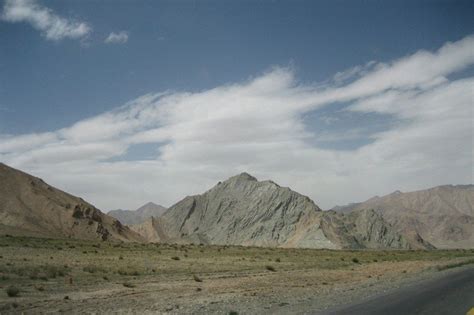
left=0, top=0, right=473, bottom=211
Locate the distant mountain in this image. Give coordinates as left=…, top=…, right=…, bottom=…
left=108, top=202, right=167, bottom=225
left=332, top=185, right=474, bottom=249
left=132, top=173, right=429, bottom=249
left=0, top=163, right=143, bottom=242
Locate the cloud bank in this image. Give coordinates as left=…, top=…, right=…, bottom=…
left=1, top=36, right=473, bottom=210
left=104, top=31, right=129, bottom=44
left=2, top=0, right=91, bottom=41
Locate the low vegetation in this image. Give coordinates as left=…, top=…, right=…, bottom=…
left=0, top=235, right=473, bottom=313
left=436, top=258, right=474, bottom=271
left=6, top=286, right=19, bottom=297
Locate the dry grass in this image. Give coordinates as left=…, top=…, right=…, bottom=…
left=0, top=235, right=473, bottom=313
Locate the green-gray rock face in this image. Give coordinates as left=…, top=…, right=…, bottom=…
left=135, top=173, right=429, bottom=249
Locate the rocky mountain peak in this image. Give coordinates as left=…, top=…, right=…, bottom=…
left=131, top=172, right=428, bottom=249
left=226, top=172, right=258, bottom=183
left=108, top=202, right=167, bottom=225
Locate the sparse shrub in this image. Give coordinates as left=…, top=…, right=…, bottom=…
left=64, top=296, right=69, bottom=300
left=36, top=286, right=45, bottom=291
left=229, top=311, right=238, bottom=315
left=6, top=286, right=19, bottom=297
left=83, top=266, right=97, bottom=273
left=103, top=276, right=109, bottom=281
left=193, top=274, right=203, bottom=282
left=352, top=258, right=359, bottom=263
left=119, top=256, right=124, bottom=260
left=275, top=258, right=281, bottom=262
left=196, top=287, right=202, bottom=291
left=45, top=265, right=66, bottom=278
left=117, top=268, right=140, bottom=276
left=171, top=256, right=180, bottom=261
left=123, top=282, right=135, bottom=288
left=265, top=265, right=276, bottom=272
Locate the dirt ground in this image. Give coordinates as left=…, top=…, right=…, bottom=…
left=0, top=235, right=473, bottom=314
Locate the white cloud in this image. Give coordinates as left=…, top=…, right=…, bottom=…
left=1, top=35, right=473, bottom=210
left=1, top=0, right=91, bottom=41
left=104, top=31, right=129, bottom=44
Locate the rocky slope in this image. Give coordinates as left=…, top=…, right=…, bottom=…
left=333, top=185, right=474, bottom=248
left=0, top=163, right=143, bottom=242
left=108, top=202, right=167, bottom=225
left=133, top=173, right=428, bottom=249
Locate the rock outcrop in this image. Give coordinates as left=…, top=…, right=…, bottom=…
left=0, top=163, right=143, bottom=242
left=134, top=173, right=428, bottom=249
left=333, top=185, right=474, bottom=248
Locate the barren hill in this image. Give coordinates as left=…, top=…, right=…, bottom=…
left=333, top=185, right=474, bottom=248
left=108, top=202, right=167, bottom=225
left=133, top=173, right=429, bottom=249
left=0, top=163, right=143, bottom=242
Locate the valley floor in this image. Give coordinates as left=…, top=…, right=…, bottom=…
left=0, top=236, right=473, bottom=314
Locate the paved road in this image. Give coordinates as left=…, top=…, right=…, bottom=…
left=322, top=267, right=474, bottom=315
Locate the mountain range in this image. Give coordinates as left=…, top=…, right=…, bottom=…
left=0, top=162, right=472, bottom=249
left=332, top=185, right=474, bottom=249
left=130, top=173, right=428, bottom=249
left=108, top=202, right=167, bottom=225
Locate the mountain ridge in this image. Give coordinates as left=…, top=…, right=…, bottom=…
left=132, top=172, right=428, bottom=249
left=0, top=163, right=143, bottom=242
left=332, top=184, right=474, bottom=248
left=108, top=202, right=167, bottom=225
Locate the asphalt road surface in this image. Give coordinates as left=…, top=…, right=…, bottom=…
left=322, top=267, right=474, bottom=315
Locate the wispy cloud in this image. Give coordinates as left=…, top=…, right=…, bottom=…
left=1, top=0, right=91, bottom=41
left=1, top=35, right=473, bottom=210
left=104, top=31, right=129, bottom=44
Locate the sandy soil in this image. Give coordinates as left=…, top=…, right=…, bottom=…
left=0, top=236, right=473, bottom=314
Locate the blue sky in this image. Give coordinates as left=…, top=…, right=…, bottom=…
left=0, top=0, right=473, bottom=210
